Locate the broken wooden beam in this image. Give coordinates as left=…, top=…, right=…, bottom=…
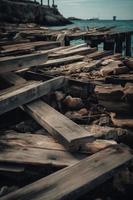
left=24, top=100, right=94, bottom=150
left=0, top=72, right=27, bottom=86
left=49, top=47, right=96, bottom=59
left=39, top=55, right=85, bottom=68
left=0, top=76, right=66, bottom=115
left=1, top=145, right=132, bottom=200
left=0, top=52, right=48, bottom=74
left=87, top=50, right=113, bottom=60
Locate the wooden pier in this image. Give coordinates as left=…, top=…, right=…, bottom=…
left=0, top=23, right=133, bottom=200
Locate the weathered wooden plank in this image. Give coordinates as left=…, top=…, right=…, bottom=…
left=0, top=52, right=48, bottom=74
left=39, top=55, right=85, bottom=68
left=49, top=47, right=96, bottom=59
left=0, top=131, right=116, bottom=154
left=0, top=72, right=26, bottom=86
left=105, top=74, right=133, bottom=84
left=1, top=145, right=132, bottom=200
left=87, top=50, right=113, bottom=59
left=1, top=41, right=61, bottom=51
left=24, top=100, right=94, bottom=150
left=0, top=76, right=66, bottom=115
left=110, top=113, right=133, bottom=129
left=0, top=146, right=82, bottom=168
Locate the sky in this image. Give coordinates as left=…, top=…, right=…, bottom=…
left=40, top=0, right=133, bottom=20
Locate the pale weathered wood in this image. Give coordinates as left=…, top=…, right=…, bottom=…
left=39, top=55, right=85, bottom=68
left=1, top=146, right=132, bottom=200
left=0, top=131, right=116, bottom=154
left=49, top=47, right=96, bottom=59
left=24, top=100, right=94, bottom=150
left=0, top=52, right=48, bottom=74
left=1, top=41, right=61, bottom=52
left=87, top=50, right=113, bottom=59
left=0, top=76, right=66, bottom=115
left=0, top=146, right=82, bottom=168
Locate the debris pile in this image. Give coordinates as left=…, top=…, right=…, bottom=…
left=0, top=24, right=133, bottom=200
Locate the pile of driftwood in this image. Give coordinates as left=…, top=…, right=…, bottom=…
left=0, top=24, right=133, bottom=200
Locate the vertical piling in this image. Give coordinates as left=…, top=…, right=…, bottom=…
left=64, top=36, right=70, bottom=46
left=90, top=39, right=98, bottom=49
left=48, top=0, right=50, bottom=7
left=115, top=34, right=123, bottom=54
left=125, top=33, right=131, bottom=56
left=104, top=39, right=115, bottom=51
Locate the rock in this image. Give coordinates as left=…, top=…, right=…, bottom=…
left=82, top=124, right=132, bottom=141
left=14, top=119, right=40, bottom=133
left=95, top=84, right=123, bottom=101
left=54, top=91, right=65, bottom=101
left=100, top=60, right=124, bottom=76
left=0, top=0, right=72, bottom=26
left=123, top=83, right=133, bottom=102
left=63, top=95, right=83, bottom=109
left=78, top=108, right=88, bottom=116
left=110, top=113, right=133, bottom=129
left=101, top=59, right=114, bottom=66
left=113, top=66, right=129, bottom=75
left=99, top=100, right=132, bottom=114
left=82, top=139, right=117, bottom=154
left=123, top=58, right=133, bottom=70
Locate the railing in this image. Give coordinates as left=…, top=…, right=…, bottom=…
left=33, top=0, right=55, bottom=6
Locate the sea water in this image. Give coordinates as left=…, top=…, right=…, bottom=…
left=49, top=19, right=133, bottom=56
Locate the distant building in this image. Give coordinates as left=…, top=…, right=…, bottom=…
left=113, top=16, right=117, bottom=21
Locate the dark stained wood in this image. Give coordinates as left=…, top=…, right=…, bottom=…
left=0, top=76, right=66, bottom=115
left=105, top=74, right=133, bottom=84
left=0, top=72, right=26, bottom=86
left=1, top=145, right=132, bottom=200
left=125, top=34, right=131, bottom=56
left=0, top=52, right=48, bottom=74
left=24, top=100, right=94, bottom=150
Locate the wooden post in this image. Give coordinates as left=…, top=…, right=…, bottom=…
left=47, top=0, right=49, bottom=7
left=41, top=0, right=43, bottom=5
left=115, top=34, right=123, bottom=54
left=64, top=36, right=70, bottom=46
left=104, top=39, right=115, bottom=52
left=125, top=33, right=131, bottom=56
left=89, top=39, right=99, bottom=49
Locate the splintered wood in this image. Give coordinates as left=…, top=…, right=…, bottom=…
left=0, top=52, right=48, bottom=74
left=1, top=146, right=132, bottom=200
left=0, top=76, right=66, bottom=115
left=0, top=24, right=133, bottom=200
left=24, top=100, right=94, bottom=150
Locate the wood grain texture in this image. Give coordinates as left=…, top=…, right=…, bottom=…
left=0, top=76, right=66, bottom=115
left=24, top=100, right=94, bottom=150
left=0, top=52, right=48, bottom=74
left=1, top=145, right=132, bottom=200
left=39, top=55, right=85, bottom=68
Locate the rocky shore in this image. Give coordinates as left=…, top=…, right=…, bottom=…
left=0, top=0, right=72, bottom=26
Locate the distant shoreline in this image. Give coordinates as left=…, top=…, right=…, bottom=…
left=68, top=17, right=133, bottom=21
